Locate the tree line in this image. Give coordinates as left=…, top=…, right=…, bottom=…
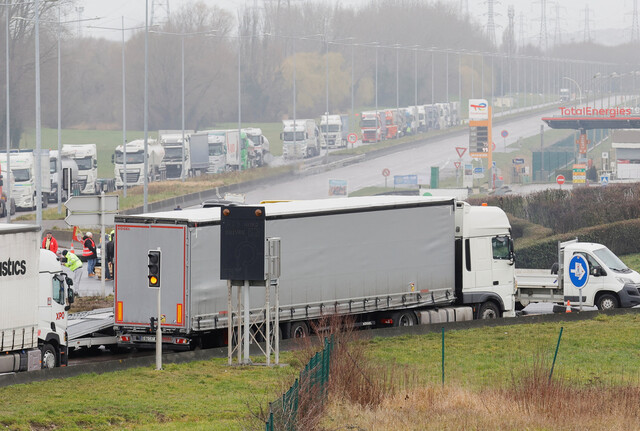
left=0, top=0, right=637, bottom=148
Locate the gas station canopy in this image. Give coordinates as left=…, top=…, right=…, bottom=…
left=542, top=117, right=640, bottom=130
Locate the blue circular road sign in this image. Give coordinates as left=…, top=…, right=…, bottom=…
left=568, top=255, right=589, bottom=288
left=501, top=130, right=508, bottom=138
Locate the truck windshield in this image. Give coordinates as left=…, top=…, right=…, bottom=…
left=593, top=247, right=631, bottom=272
left=209, top=144, right=224, bottom=156
left=114, top=152, right=144, bottom=164
left=320, top=125, right=340, bottom=133
left=361, top=119, right=378, bottom=128
left=49, top=158, right=57, bottom=174
left=247, top=135, right=260, bottom=146
left=75, top=156, right=93, bottom=170
left=12, top=168, right=30, bottom=182
left=283, top=131, right=305, bottom=141
left=164, top=147, right=183, bottom=159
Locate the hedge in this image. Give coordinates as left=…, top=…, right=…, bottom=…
left=469, top=183, right=640, bottom=234
left=515, top=219, right=640, bottom=268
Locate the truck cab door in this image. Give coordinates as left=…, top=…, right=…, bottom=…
left=491, top=236, right=515, bottom=288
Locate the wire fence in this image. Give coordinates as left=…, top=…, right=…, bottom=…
left=265, top=334, right=335, bottom=431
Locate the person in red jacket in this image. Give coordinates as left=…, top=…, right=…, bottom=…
left=42, top=231, right=58, bottom=254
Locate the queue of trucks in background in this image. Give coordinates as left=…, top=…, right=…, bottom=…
left=357, top=102, right=461, bottom=143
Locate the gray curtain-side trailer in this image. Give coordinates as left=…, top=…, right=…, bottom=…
left=114, top=196, right=499, bottom=349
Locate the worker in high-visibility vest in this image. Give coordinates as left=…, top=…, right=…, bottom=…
left=61, top=249, right=83, bottom=291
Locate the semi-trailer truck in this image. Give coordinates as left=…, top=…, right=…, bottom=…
left=0, top=224, right=75, bottom=373
left=0, top=150, right=51, bottom=210
left=113, top=196, right=516, bottom=350
left=319, top=114, right=349, bottom=148
left=281, top=119, right=322, bottom=159
left=158, top=130, right=194, bottom=179
left=113, top=139, right=165, bottom=188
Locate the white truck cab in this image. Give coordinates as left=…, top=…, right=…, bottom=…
left=0, top=150, right=51, bottom=210
left=516, top=240, right=640, bottom=310
left=113, top=139, right=165, bottom=188
left=456, top=202, right=517, bottom=318
left=62, top=144, right=98, bottom=195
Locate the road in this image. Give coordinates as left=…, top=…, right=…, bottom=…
left=238, top=103, right=575, bottom=203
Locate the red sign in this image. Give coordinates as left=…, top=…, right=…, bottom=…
left=491, top=142, right=496, bottom=151
left=455, top=147, right=467, bottom=158
left=556, top=175, right=566, bottom=185
left=454, top=161, right=461, bottom=169
left=347, top=133, right=358, bottom=144
left=382, top=168, right=390, bottom=177
left=576, top=134, right=589, bottom=154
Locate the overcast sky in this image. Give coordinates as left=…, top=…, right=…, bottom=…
left=77, top=0, right=631, bottom=44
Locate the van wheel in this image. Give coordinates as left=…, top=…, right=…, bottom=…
left=41, top=343, right=58, bottom=369
left=392, top=311, right=416, bottom=327
left=478, top=302, right=500, bottom=319
left=596, top=294, right=619, bottom=311
left=288, top=321, right=309, bottom=339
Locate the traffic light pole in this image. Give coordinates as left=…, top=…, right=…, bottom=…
left=155, top=246, right=162, bottom=371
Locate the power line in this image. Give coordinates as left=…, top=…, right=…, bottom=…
left=536, top=0, right=548, bottom=51
left=629, top=0, right=640, bottom=43
left=485, top=0, right=500, bottom=47
left=582, top=4, right=594, bottom=43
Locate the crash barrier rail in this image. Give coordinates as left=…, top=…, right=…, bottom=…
left=265, top=335, right=334, bottom=431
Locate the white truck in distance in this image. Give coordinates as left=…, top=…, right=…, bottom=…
left=113, top=196, right=516, bottom=350
left=49, top=150, right=79, bottom=203
left=243, top=127, right=271, bottom=167
left=516, top=239, right=640, bottom=310
left=281, top=119, right=322, bottom=159
left=62, top=144, right=98, bottom=195
left=113, top=139, right=165, bottom=188
left=0, top=224, right=75, bottom=373
left=0, top=150, right=51, bottom=210
left=158, top=130, right=194, bottom=179
left=320, top=114, right=349, bottom=148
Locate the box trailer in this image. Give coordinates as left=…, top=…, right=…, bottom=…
left=0, top=225, right=74, bottom=372
left=114, top=196, right=516, bottom=349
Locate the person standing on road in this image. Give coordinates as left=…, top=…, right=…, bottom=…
left=61, top=249, right=83, bottom=291
left=41, top=231, right=58, bottom=254
left=82, top=231, right=97, bottom=277
left=106, top=233, right=114, bottom=281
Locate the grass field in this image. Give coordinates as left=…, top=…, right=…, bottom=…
left=2, top=313, right=640, bottom=430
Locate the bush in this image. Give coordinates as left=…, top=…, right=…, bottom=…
left=469, top=183, right=640, bottom=234
left=516, top=219, right=640, bottom=268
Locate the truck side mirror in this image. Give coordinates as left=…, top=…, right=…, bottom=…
left=67, top=287, right=75, bottom=304
left=93, top=159, right=98, bottom=168
left=111, top=154, right=114, bottom=164
left=591, top=267, right=604, bottom=277
left=62, top=168, right=71, bottom=192
left=280, top=133, right=284, bottom=140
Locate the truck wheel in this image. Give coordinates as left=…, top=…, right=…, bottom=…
left=288, top=321, right=309, bottom=339
left=41, top=343, right=58, bottom=369
left=478, top=301, right=500, bottom=319
left=392, top=311, right=416, bottom=327
left=596, top=294, right=619, bottom=311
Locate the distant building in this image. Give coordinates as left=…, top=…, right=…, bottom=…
left=612, top=130, right=640, bottom=180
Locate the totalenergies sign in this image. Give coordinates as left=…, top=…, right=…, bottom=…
left=469, top=99, right=489, bottom=121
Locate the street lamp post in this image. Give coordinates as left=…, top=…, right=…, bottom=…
left=35, top=0, right=42, bottom=226
left=5, top=0, right=11, bottom=222
left=143, top=0, right=149, bottom=213
left=562, top=76, right=582, bottom=104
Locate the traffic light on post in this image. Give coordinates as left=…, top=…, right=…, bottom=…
left=148, top=250, right=161, bottom=288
